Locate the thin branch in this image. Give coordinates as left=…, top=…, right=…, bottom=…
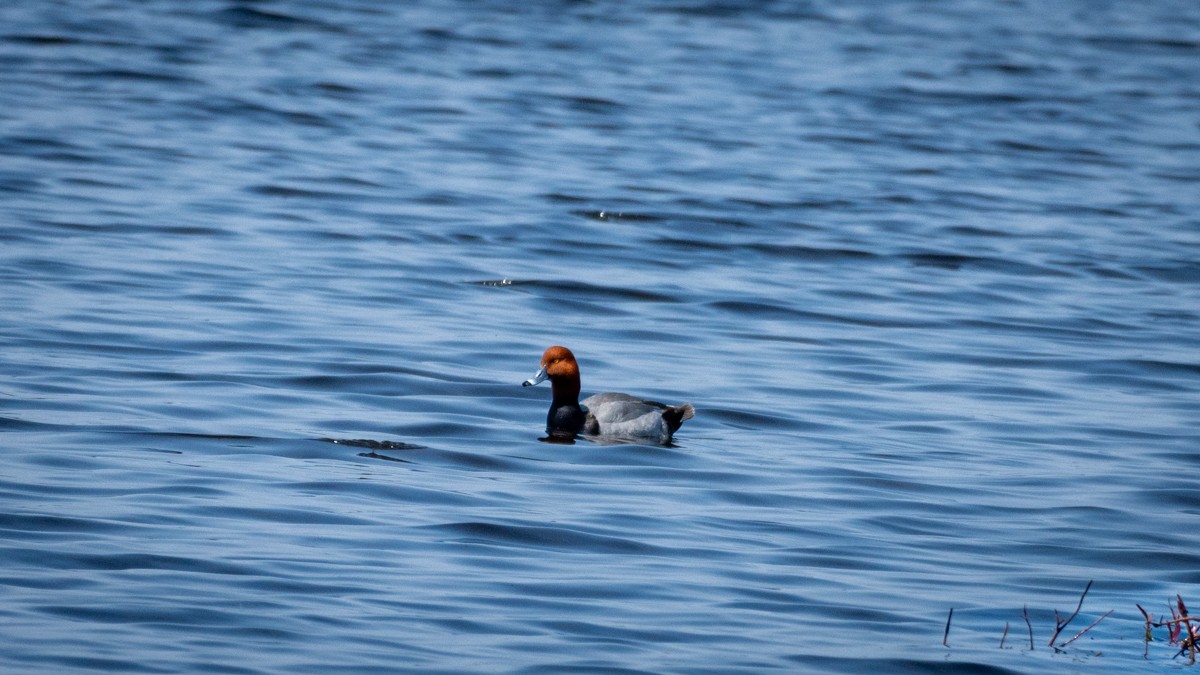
left=1058, top=609, right=1114, bottom=648
left=943, top=608, right=953, bottom=647
left=1000, top=622, right=1009, bottom=649
left=1049, top=609, right=1062, bottom=648
left=1023, top=604, right=1034, bottom=651
left=1180, top=595, right=1197, bottom=665
left=1048, top=580, right=1093, bottom=646
left=1150, top=616, right=1200, bottom=627
left=1170, top=600, right=1183, bottom=643
left=1138, top=603, right=1154, bottom=660
left=1073, top=580, right=1095, bottom=618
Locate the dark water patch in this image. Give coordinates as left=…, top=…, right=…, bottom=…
left=418, top=26, right=519, bottom=49
left=143, top=431, right=263, bottom=442
left=788, top=655, right=1026, bottom=675
left=232, top=575, right=371, bottom=598
left=0, top=416, right=68, bottom=432
left=707, top=300, right=930, bottom=329
left=559, top=442, right=699, bottom=468
left=884, top=423, right=956, bottom=435
left=1083, top=35, right=1200, bottom=54
left=1135, top=487, right=1200, bottom=511
left=515, top=665, right=652, bottom=675
left=902, top=252, right=1071, bottom=277
left=724, top=584, right=808, bottom=608
left=0, top=175, right=42, bottom=196
left=39, top=602, right=254, bottom=627
left=473, top=278, right=522, bottom=288
left=744, top=242, right=878, bottom=262
left=212, top=6, right=344, bottom=32
left=1071, top=263, right=1141, bottom=280
left=0, top=512, right=138, bottom=536
left=288, top=479, right=485, bottom=508
left=764, top=549, right=892, bottom=572
left=805, top=132, right=880, bottom=147
left=431, top=521, right=659, bottom=555
left=322, top=438, right=424, bottom=451
left=518, top=279, right=681, bottom=304
left=1079, top=357, right=1200, bottom=383
left=68, top=67, right=200, bottom=85
left=542, top=192, right=593, bottom=204
left=970, top=384, right=1066, bottom=403
left=571, top=209, right=665, bottom=222
left=355, top=446, right=522, bottom=472
left=1076, top=373, right=1197, bottom=394
left=23, top=452, right=113, bottom=472
left=953, top=320, right=1128, bottom=346
left=248, top=183, right=357, bottom=199
left=196, top=505, right=374, bottom=526
left=0, top=135, right=86, bottom=155
left=466, top=67, right=516, bottom=79
left=357, top=451, right=412, bottom=464
left=537, top=618, right=702, bottom=646
left=706, top=488, right=809, bottom=509
left=190, top=96, right=340, bottom=128
left=282, top=373, right=407, bottom=394
left=702, top=407, right=814, bottom=432
left=1132, top=262, right=1200, bottom=283
left=503, top=579, right=678, bottom=605
left=554, top=95, right=625, bottom=114
left=5, top=548, right=254, bottom=576
left=994, top=139, right=1109, bottom=159
left=3, top=34, right=79, bottom=46
left=32, top=655, right=158, bottom=674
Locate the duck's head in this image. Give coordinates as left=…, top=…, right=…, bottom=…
left=522, top=345, right=580, bottom=389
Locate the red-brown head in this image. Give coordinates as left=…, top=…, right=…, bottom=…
left=522, top=345, right=582, bottom=401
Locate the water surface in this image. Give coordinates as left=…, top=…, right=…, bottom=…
left=2, top=1, right=1198, bottom=672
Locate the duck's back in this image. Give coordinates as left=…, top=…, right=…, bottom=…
left=581, top=393, right=694, bottom=440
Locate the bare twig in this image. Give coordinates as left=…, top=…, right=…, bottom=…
left=1058, top=609, right=1114, bottom=648
left=1181, top=596, right=1197, bottom=664
left=1170, top=600, right=1183, bottom=643
left=1000, top=622, right=1009, bottom=649
left=943, top=608, right=953, bottom=647
left=1023, top=604, right=1034, bottom=651
left=1137, top=604, right=1153, bottom=625
left=1138, top=603, right=1154, bottom=660
left=1048, top=580, right=1093, bottom=646
left=1150, top=616, right=1200, bottom=627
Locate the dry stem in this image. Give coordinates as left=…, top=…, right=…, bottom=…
left=943, top=608, right=953, bottom=648
left=1047, top=580, right=1093, bottom=647
left=1022, top=604, right=1034, bottom=651
left=1057, top=609, right=1114, bottom=648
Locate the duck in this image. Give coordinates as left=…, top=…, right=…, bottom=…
left=522, top=345, right=694, bottom=443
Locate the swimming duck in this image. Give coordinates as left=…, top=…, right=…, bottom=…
left=522, top=345, right=694, bottom=443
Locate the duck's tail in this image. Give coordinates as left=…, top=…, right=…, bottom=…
left=663, top=402, right=695, bottom=434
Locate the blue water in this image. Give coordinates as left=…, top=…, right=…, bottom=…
left=2, top=1, right=1198, bottom=672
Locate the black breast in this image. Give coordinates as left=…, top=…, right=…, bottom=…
left=547, top=403, right=587, bottom=434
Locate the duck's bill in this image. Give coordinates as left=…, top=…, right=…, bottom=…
left=522, top=366, right=548, bottom=387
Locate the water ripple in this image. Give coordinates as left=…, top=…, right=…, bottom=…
left=1, top=0, right=1197, bottom=672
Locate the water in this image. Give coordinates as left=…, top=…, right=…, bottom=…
left=1, top=1, right=1198, bottom=672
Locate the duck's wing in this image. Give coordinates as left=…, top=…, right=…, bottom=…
left=579, top=393, right=669, bottom=439
left=581, top=393, right=665, bottom=422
